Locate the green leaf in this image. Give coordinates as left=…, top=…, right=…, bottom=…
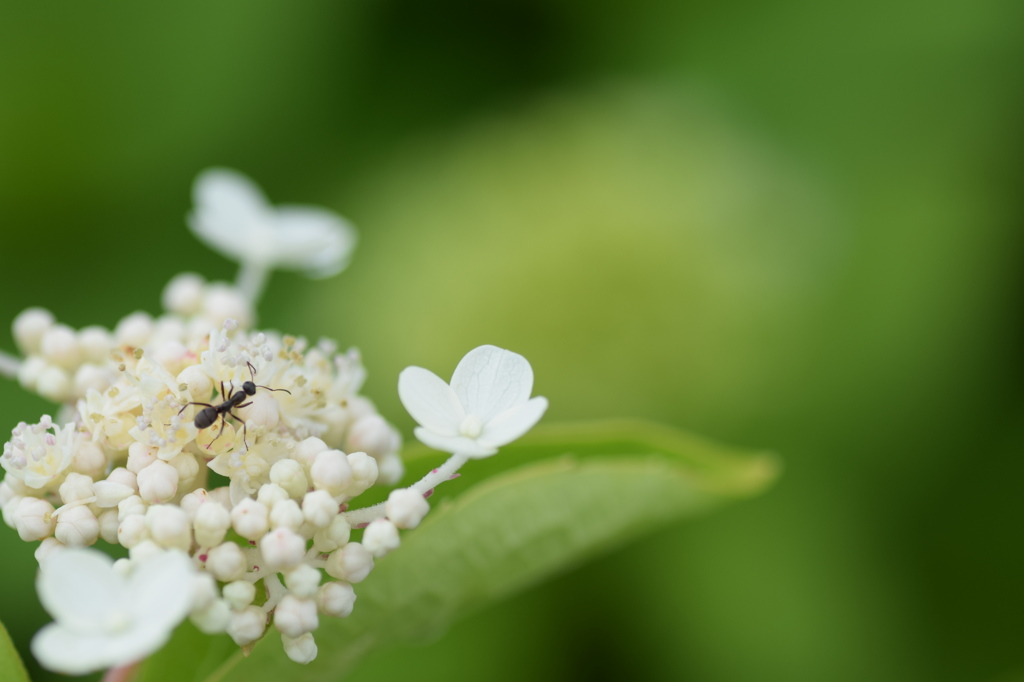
left=137, top=419, right=778, bottom=682
left=0, top=619, right=29, bottom=682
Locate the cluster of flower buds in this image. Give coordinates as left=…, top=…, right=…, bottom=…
left=0, top=169, right=547, bottom=675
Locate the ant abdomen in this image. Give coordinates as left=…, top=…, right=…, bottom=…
left=195, top=407, right=219, bottom=430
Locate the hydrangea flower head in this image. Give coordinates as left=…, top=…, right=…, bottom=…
left=0, top=169, right=547, bottom=672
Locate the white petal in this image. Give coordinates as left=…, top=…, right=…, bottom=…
left=188, top=168, right=273, bottom=264
left=274, top=206, right=358, bottom=277
left=93, top=481, right=134, bottom=507
left=38, top=548, right=123, bottom=631
left=127, top=551, right=195, bottom=628
left=413, top=427, right=497, bottom=459
left=31, top=624, right=125, bottom=675
left=398, top=367, right=464, bottom=435
left=478, top=397, right=548, bottom=450
left=451, top=345, right=533, bottom=423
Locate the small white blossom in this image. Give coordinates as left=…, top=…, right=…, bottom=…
left=270, top=459, right=308, bottom=499
left=301, top=490, right=337, bottom=529
left=54, top=505, right=99, bottom=547
left=270, top=499, right=304, bottom=531
left=312, top=515, right=351, bottom=553
left=15, top=497, right=56, bottom=541
left=31, top=548, right=194, bottom=675
left=12, top=307, right=55, bottom=355
left=285, top=564, right=321, bottom=599
left=1, top=417, right=80, bottom=490
left=145, top=505, right=191, bottom=551
left=231, top=498, right=269, bottom=541
left=398, top=345, right=548, bottom=458
left=192, top=599, right=231, bottom=635
left=189, top=168, right=357, bottom=284
left=194, top=502, right=231, bottom=547
left=309, top=449, right=351, bottom=495
left=137, top=460, right=179, bottom=504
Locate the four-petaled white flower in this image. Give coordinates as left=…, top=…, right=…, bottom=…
left=189, top=169, right=357, bottom=298
left=399, top=345, right=548, bottom=458
left=32, top=548, right=195, bottom=675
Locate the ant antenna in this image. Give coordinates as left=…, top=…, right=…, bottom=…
left=248, top=359, right=292, bottom=394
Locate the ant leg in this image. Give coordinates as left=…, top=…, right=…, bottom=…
left=220, top=381, right=226, bottom=400
left=229, top=412, right=249, bottom=448
left=209, top=415, right=228, bottom=446
left=235, top=402, right=252, bottom=409
left=179, top=402, right=214, bottom=416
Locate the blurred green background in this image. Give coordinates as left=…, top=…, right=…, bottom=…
left=1, top=1, right=1022, bottom=680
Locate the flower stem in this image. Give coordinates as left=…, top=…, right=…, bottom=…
left=236, top=261, right=270, bottom=305
left=341, top=452, right=471, bottom=526
left=0, top=350, right=21, bottom=380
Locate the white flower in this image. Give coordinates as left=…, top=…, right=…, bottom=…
left=1, top=417, right=80, bottom=490
left=398, top=345, right=548, bottom=458
left=189, top=168, right=357, bottom=280
left=31, top=548, right=195, bottom=675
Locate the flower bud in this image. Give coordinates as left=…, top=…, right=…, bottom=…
left=227, top=605, right=266, bottom=646
left=15, top=497, right=55, bottom=541
left=74, top=363, right=111, bottom=396
left=93, top=480, right=134, bottom=508
left=260, top=528, right=306, bottom=571
left=177, top=365, right=213, bottom=402
left=34, top=537, right=64, bottom=566
left=274, top=595, right=319, bottom=638
left=112, top=558, right=133, bottom=577
left=55, top=505, right=99, bottom=546
left=310, top=450, right=351, bottom=495
left=37, top=365, right=72, bottom=402
left=285, top=564, right=321, bottom=599
left=207, top=541, right=247, bottom=582
left=137, top=460, right=179, bottom=504
left=236, top=392, right=279, bottom=432
left=16, top=356, right=46, bottom=392
left=302, top=490, right=337, bottom=529
left=117, top=514, right=148, bottom=547
left=98, top=509, right=120, bottom=544
left=13, top=307, right=54, bottom=355
left=71, top=440, right=107, bottom=479
left=0, top=480, right=18, bottom=507
left=293, top=437, right=328, bottom=469
left=127, top=442, right=158, bottom=474
left=146, top=504, right=191, bottom=551
left=312, top=515, right=351, bottom=553
left=192, top=599, right=231, bottom=634
left=362, top=519, right=400, bottom=557
left=377, top=452, right=405, bottom=486
left=77, top=326, right=113, bottom=364
left=270, top=459, right=308, bottom=499
left=114, top=311, right=154, bottom=348
left=316, top=581, right=356, bottom=618
left=58, top=473, right=94, bottom=505
left=179, top=488, right=209, bottom=521
left=117, top=494, right=146, bottom=521
left=194, top=502, right=231, bottom=547
left=282, top=633, right=318, bottom=664
left=40, top=324, right=81, bottom=369
left=169, top=452, right=200, bottom=485
left=385, top=488, right=429, bottom=529
left=270, top=499, right=304, bottom=531
left=203, top=285, right=252, bottom=329
left=223, top=580, right=257, bottom=610
left=163, top=273, right=205, bottom=315
left=325, top=542, right=373, bottom=583
left=128, top=540, right=164, bottom=563
left=192, top=572, right=219, bottom=612
left=107, top=467, right=138, bottom=491
left=345, top=452, right=378, bottom=497
left=345, top=415, right=400, bottom=459
left=257, top=483, right=289, bottom=508
left=231, top=498, right=269, bottom=541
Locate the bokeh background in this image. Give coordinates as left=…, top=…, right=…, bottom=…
left=1, top=1, right=1022, bottom=680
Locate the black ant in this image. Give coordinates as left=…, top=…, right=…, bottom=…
left=180, top=361, right=291, bottom=448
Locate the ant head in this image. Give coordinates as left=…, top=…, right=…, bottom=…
left=242, top=381, right=257, bottom=396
